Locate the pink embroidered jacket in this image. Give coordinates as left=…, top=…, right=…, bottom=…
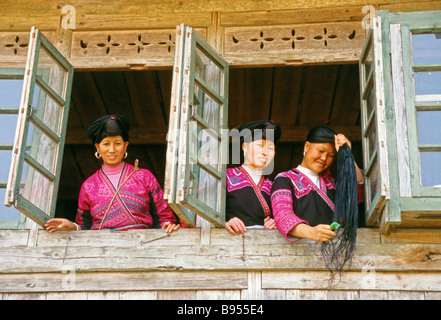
left=271, top=168, right=364, bottom=242
left=76, top=162, right=177, bottom=231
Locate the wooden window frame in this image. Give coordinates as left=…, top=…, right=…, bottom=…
left=4, top=27, right=74, bottom=227
left=385, top=11, right=441, bottom=218
left=165, top=25, right=229, bottom=228
left=399, top=20, right=441, bottom=198
left=370, top=10, right=441, bottom=230
left=359, top=15, right=390, bottom=226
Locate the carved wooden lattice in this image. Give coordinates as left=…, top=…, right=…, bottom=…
left=224, top=22, right=365, bottom=54
left=71, top=29, right=207, bottom=58
left=0, top=32, right=55, bottom=58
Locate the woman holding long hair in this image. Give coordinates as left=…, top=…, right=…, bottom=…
left=271, top=126, right=363, bottom=242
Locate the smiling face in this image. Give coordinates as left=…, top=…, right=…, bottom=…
left=242, top=139, right=275, bottom=171
left=95, top=135, right=129, bottom=167
left=301, top=141, right=336, bottom=174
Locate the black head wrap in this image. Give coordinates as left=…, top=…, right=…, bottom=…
left=306, top=125, right=336, bottom=144
left=87, top=114, right=130, bottom=144
left=238, top=120, right=282, bottom=144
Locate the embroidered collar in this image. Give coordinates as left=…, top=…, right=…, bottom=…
left=239, top=165, right=270, bottom=217
left=292, top=168, right=335, bottom=211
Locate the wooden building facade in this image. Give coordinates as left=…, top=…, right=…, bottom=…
left=0, top=0, right=441, bottom=300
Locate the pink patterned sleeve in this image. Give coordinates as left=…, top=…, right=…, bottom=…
left=271, top=179, right=308, bottom=242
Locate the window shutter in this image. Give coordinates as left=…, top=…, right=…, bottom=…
left=358, top=16, right=390, bottom=225
left=4, top=27, right=74, bottom=227
left=165, top=25, right=229, bottom=227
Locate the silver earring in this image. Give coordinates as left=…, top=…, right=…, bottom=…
left=124, top=152, right=128, bottom=159
left=95, top=152, right=101, bottom=159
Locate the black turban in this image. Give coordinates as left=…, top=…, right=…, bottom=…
left=238, top=120, right=282, bottom=144
left=87, top=114, right=130, bottom=144
left=306, top=125, right=336, bottom=144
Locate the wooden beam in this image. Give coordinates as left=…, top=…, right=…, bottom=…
left=0, top=0, right=428, bottom=17
left=66, top=125, right=361, bottom=144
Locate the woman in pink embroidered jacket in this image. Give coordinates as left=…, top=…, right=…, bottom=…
left=44, top=114, right=180, bottom=233
left=271, top=126, right=363, bottom=242
left=225, top=120, right=281, bottom=235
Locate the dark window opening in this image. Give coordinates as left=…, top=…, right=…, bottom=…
left=56, top=65, right=365, bottom=227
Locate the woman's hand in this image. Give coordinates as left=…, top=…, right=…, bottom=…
left=264, top=216, right=275, bottom=229
left=334, top=134, right=351, bottom=152
left=290, top=223, right=336, bottom=242
left=162, top=221, right=181, bottom=233
left=45, top=218, right=77, bottom=233
left=335, top=133, right=364, bottom=183
left=309, top=224, right=336, bottom=242
left=225, top=217, right=247, bottom=235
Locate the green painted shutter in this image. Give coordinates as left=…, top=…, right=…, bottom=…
left=397, top=14, right=441, bottom=198
left=4, top=27, right=74, bottom=227
left=165, top=25, right=229, bottom=227
left=359, top=16, right=390, bottom=226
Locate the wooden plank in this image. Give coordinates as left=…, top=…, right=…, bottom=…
left=0, top=0, right=409, bottom=17
left=328, top=64, right=361, bottom=126
left=0, top=32, right=55, bottom=59
left=387, top=291, right=425, bottom=300
left=242, top=68, right=273, bottom=122
left=0, top=271, right=248, bottom=293
left=2, top=292, right=47, bottom=300
left=297, top=65, right=340, bottom=125
left=36, top=228, right=201, bottom=247
left=70, top=28, right=206, bottom=70
left=221, top=6, right=368, bottom=27
left=196, top=289, right=241, bottom=299
left=119, top=291, right=157, bottom=299
left=242, top=271, right=264, bottom=300
left=86, top=291, right=122, bottom=300
left=225, top=49, right=364, bottom=66
left=1, top=231, right=441, bottom=273
left=287, top=289, right=360, bottom=300
left=70, top=72, right=107, bottom=126
left=384, top=228, right=441, bottom=244
left=72, top=12, right=212, bottom=30
left=390, top=24, right=411, bottom=198
left=228, top=68, right=245, bottom=127
left=91, top=71, right=136, bottom=120
left=224, top=22, right=365, bottom=55
left=0, top=230, right=29, bottom=247
left=262, top=270, right=441, bottom=291
left=380, top=1, right=441, bottom=13
left=157, top=290, right=196, bottom=300
left=270, top=66, right=302, bottom=126
left=400, top=211, right=441, bottom=228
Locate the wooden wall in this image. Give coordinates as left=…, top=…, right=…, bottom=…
left=1, top=0, right=441, bottom=300
left=1, top=228, right=441, bottom=300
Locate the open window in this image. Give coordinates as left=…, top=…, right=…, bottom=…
left=3, top=27, right=74, bottom=227
left=359, top=10, right=441, bottom=229
left=359, top=16, right=390, bottom=226
left=165, top=25, right=229, bottom=227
